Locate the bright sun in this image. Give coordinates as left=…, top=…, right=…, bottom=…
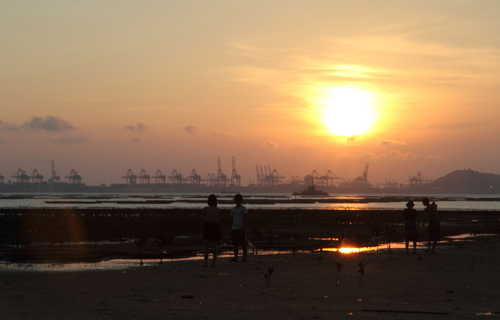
left=318, top=87, right=376, bottom=136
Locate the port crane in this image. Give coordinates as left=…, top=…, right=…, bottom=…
left=153, top=169, right=166, bottom=184
left=255, top=165, right=261, bottom=185
left=31, top=169, right=44, bottom=183
left=65, top=169, right=82, bottom=184
left=139, top=169, right=150, bottom=184
left=11, top=169, right=30, bottom=183
left=216, top=157, right=227, bottom=187
left=408, top=172, right=432, bottom=186
left=187, top=169, right=201, bottom=185
left=350, top=163, right=370, bottom=187
left=230, top=157, right=241, bottom=187
left=123, top=169, right=137, bottom=184
left=309, top=170, right=341, bottom=186
left=269, top=169, right=286, bottom=185
left=256, top=164, right=285, bottom=185
left=48, top=160, right=60, bottom=184
left=259, top=165, right=266, bottom=185
left=203, top=173, right=216, bottom=186
left=168, top=169, right=182, bottom=184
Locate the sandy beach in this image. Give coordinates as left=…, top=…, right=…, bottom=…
left=1, top=234, right=499, bottom=320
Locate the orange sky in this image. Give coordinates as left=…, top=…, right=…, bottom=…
left=1, top=1, right=500, bottom=186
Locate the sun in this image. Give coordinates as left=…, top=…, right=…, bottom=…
left=318, top=87, right=376, bottom=137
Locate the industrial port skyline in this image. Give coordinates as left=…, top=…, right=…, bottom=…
left=1, top=157, right=432, bottom=190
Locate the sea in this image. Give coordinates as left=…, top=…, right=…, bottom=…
left=1, top=193, right=500, bottom=211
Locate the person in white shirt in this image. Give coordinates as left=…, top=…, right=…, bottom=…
left=229, top=194, right=248, bottom=262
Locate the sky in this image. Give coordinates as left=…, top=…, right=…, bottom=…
left=1, top=0, right=500, bottom=186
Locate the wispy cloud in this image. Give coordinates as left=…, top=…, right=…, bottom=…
left=214, top=131, right=234, bottom=138
left=351, top=150, right=419, bottom=160
left=1, top=116, right=76, bottom=132
left=380, top=139, right=407, bottom=146
left=0, top=138, right=5, bottom=145
left=380, top=150, right=416, bottom=160
left=125, top=123, right=149, bottom=132
left=262, top=141, right=278, bottom=149
left=184, top=125, right=198, bottom=135
left=24, top=116, right=76, bottom=132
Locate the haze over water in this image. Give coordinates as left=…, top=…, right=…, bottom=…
left=2, top=193, right=500, bottom=211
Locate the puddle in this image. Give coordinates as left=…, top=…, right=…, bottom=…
left=0, top=259, right=160, bottom=272
left=0, top=251, right=246, bottom=272
left=0, top=233, right=496, bottom=272
left=318, top=233, right=497, bottom=254
left=445, top=233, right=495, bottom=240
left=319, top=242, right=429, bottom=254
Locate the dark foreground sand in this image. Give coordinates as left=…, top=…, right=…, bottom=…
left=1, top=236, right=499, bottom=320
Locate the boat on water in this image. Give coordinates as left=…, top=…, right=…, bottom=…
left=292, top=185, right=329, bottom=196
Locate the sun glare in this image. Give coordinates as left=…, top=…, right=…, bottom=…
left=318, top=87, right=376, bottom=137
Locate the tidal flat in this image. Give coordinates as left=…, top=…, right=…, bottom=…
left=1, top=208, right=499, bottom=319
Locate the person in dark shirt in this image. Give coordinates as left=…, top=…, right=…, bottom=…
left=203, top=194, right=221, bottom=267
left=423, top=197, right=440, bottom=254
left=403, top=200, right=418, bottom=254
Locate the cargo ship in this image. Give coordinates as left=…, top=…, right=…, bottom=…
left=292, top=185, right=329, bottom=196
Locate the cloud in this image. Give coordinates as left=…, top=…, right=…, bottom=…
left=50, top=135, right=85, bottom=145
left=0, top=121, right=21, bottom=131
left=262, top=141, right=278, bottom=149
left=23, top=116, right=76, bottom=132
left=214, top=131, right=235, bottom=137
left=360, top=153, right=376, bottom=159
left=136, top=123, right=148, bottom=132
left=380, top=150, right=416, bottom=160
left=347, top=135, right=358, bottom=142
left=184, top=125, right=198, bottom=135
left=380, top=139, right=407, bottom=146
left=131, top=138, right=141, bottom=143
left=349, top=150, right=419, bottom=160
left=0, top=138, right=5, bottom=145
left=125, top=123, right=149, bottom=132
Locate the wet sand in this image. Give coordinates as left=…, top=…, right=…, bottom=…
left=1, top=235, right=499, bottom=319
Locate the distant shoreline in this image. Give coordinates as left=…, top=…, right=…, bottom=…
left=2, top=181, right=500, bottom=195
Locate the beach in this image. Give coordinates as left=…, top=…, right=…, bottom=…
left=1, top=233, right=499, bottom=320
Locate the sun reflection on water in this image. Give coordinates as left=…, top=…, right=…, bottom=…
left=321, top=247, right=376, bottom=254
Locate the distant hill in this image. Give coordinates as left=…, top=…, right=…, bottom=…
left=429, top=169, right=500, bottom=194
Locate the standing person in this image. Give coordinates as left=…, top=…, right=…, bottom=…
left=403, top=200, right=418, bottom=254
left=423, top=197, right=440, bottom=254
left=229, top=194, right=248, bottom=262
left=203, top=194, right=220, bottom=267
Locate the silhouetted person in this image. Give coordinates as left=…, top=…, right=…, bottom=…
left=203, top=194, right=220, bottom=267
left=403, top=200, right=418, bottom=254
left=423, top=197, right=440, bottom=253
left=229, top=194, right=248, bottom=262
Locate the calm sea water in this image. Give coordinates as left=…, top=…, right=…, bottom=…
left=1, top=193, right=500, bottom=211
